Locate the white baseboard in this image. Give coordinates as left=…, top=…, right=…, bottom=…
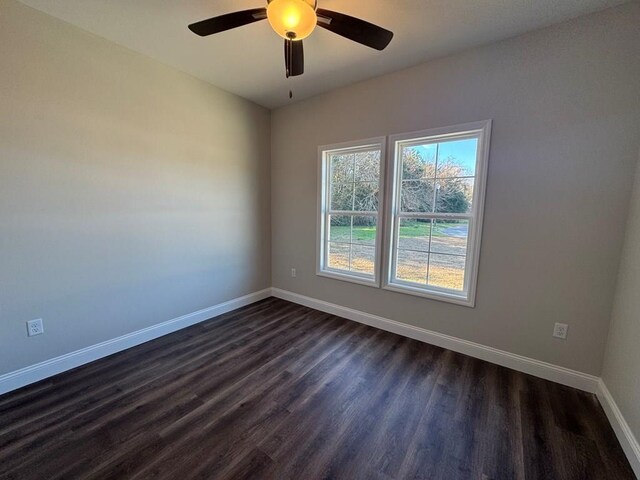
left=271, top=288, right=599, bottom=393
left=596, top=380, right=640, bottom=478
left=0, top=288, right=272, bottom=396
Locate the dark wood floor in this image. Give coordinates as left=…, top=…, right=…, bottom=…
left=0, top=298, right=635, bottom=480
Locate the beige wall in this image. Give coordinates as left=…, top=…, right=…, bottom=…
left=271, top=3, right=640, bottom=375
left=602, top=150, right=640, bottom=441
left=0, top=0, right=271, bottom=375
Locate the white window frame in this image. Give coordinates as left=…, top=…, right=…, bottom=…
left=382, top=120, right=492, bottom=307
left=317, top=137, right=386, bottom=287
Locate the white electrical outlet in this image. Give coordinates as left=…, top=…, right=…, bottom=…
left=553, top=322, right=568, bottom=339
left=27, top=318, right=44, bottom=337
left=291, top=268, right=297, bottom=278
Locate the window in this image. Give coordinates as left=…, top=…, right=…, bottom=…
left=316, top=121, right=490, bottom=306
left=383, top=121, right=491, bottom=306
left=317, top=138, right=385, bottom=286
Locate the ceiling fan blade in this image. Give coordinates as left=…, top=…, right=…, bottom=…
left=285, top=39, right=304, bottom=77
left=188, top=8, right=267, bottom=37
left=315, top=9, right=393, bottom=51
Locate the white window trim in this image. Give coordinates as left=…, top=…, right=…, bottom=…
left=381, top=120, right=492, bottom=307
left=317, top=137, right=387, bottom=287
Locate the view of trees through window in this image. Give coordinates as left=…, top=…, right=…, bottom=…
left=326, top=148, right=380, bottom=277
left=394, top=138, right=477, bottom=291
left=319, top=123, right=488, bottom=303
left=324, top=137, right=477, bottom=290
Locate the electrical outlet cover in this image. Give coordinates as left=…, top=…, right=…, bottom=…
left=27, top=318, right=44, bottom=337
left=553, top=322, right=568, bottom=339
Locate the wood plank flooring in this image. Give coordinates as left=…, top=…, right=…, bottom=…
left=0, top=297, right=635, bottom=479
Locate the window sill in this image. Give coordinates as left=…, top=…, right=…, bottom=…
left=317, top=270, right=380, bottom=288
left=382, top=282, right=475, bottom=307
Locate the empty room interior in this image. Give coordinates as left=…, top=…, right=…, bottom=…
left=1, top=0, right=640, bottom=478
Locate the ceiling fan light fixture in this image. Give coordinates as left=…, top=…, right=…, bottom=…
left=267, top=0, right=317, bottom=40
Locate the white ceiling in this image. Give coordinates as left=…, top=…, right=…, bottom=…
left=19, top=0, right=628, bottom=109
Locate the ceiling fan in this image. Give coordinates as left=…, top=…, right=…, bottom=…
left=188, top=0, right=394, bottom=79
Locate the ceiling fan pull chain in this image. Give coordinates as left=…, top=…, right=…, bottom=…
left=288, top=40, right=293, bottom=99
left=285, top=38, right=294, bottom=99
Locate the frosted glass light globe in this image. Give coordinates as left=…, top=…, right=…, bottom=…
left=267, top=0, right=317, bottom=40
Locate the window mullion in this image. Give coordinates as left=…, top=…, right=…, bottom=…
left=396, top=212, right=473, bottom=220
left=329, top=210, right=378, bottom=216
left=348, top=215, right=353, bottom=272
left=431, top=143, right=440, bottom=213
